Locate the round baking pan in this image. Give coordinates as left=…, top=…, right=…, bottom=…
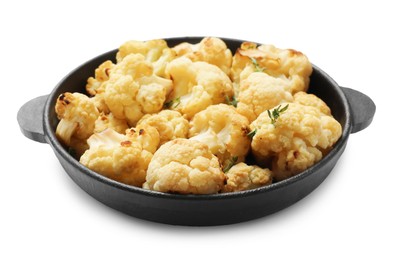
left=17, top=37, right=376, bottom=226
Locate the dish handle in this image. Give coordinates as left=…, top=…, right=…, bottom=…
left=341, top=87, right=376, bottom=134
left=17, top=95, right=48, bottom=143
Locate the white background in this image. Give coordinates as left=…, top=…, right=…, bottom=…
left=2, top=0, right=391, bottom=259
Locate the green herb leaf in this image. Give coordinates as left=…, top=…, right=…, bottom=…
left=225, top=95, right=238, bottom=107
left=247, top=129, right=257, bottom=139
left=250, top=57, right=265, bottom=72
left=164, top=97, right=181, bottom=109
left=267, top=104, right=289, bottom=125
left=223, top=156, right=238, bottom=173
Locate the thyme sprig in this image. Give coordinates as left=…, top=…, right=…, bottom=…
left=250, top=57, right=265, bottom=72
left=223, top=156, right=238, bottom=173
left=164, top=97, right=181, bottom=108
left=225, top=95, right=238, bottom=108
left=267, top=104, right=289, bottom=125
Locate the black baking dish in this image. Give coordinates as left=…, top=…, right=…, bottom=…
left=17, top=37, right=375, bottom=226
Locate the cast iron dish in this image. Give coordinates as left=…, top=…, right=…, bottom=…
left=17, top=37, right=375, bottom=226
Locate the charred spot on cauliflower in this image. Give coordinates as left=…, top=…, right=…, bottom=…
left=143, top=138, right=225, bottom=194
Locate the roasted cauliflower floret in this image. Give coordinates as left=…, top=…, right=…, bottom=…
left=125, top=125, right=160, bottom=154
left=172, top=37, right=232, bottom=76
left=236, top=72, right=294, bottom=122
left=94, top=112, right=129, bottom=134
left=222, top=163, right=272, bottom=192
left=165, top=57, right=234, bottom=119
left=188, top=104, right=251, bottom=164
left=55, top=92, right=99, bottom=146
left=103, top=54, right=173, bottom=126
left=293, top=91, right=331, bottom=115
left=116, top=39, right=175, bottom=78
left=231, top=42, right=312, bottom=94
left=143, top=138, right=225, bottom=194
left=80, top=128, right=154, bottom=187
left=250, top=102, right=342, bottom=181
left=86, top=60, right=115, bottom=96
left=137, top=110, right=189, bottom=145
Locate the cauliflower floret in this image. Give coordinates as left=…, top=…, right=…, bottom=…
left=172, top=37, right=232, bottom=76
left=143, top=138, right=225, bottom=194
left=165, top=57, right=234, bottom=119
left=80, top=128, right=154, bottom=187
left=116, top=39, right=175, bottom=78
left=103, top=54, right=173, bottom=126
left=236, top=72, right=294, bottom=122
left=293, top=92, right=331, bottom=115
left=188, top=104, right=251, bottom=165
left=137, top=110, right=189, bottom=145
left=250, top=102, right=342, bottom=181
left=231, top=42, right=312, bottom=94
left=222, top=163, right=272, bottom=192
left=55, top=92, right=99, bottom=146
left=94, top=112, right=129, bottom=134
left=125, top=125, right=160, bottom=154
left=86, top=60, right=115, bottom=96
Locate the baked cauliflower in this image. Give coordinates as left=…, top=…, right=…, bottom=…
left=55, top=92, right=99, bottom=147
left=80, top=128, right=155, bottom=187
left=231, top=42, right=312, bottom=94
left=222, top=163, right=272, bottom=192
left=165, top=57, right=234, bottom=119
left=103, top=53, right=173, bottom=126
left=116, top=39, right=175, bottom=78
left=86, top=60, right=115, bottom=96
left=94, top=112, right=129, bottom=134
left=188, top=104, right=251, bottom=164
left=293, top=91, right=331, bottom=115
left=137, top=110, right=189, bottom=145
left=250, top=102, right=342, bottom=181
left=143, top=138, right=225, bottom=194
left=236, top=72, right=294, bottom=122
left=172, top=37, right=232, bottom=76
left=125, top=124, right=160, bottom=154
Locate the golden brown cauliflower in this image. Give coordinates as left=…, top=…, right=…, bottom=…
left=250, top=102, right=342, bottom=181
left=188, top=104, right=251, bottom=165
left=80, top=128, right=156, bottom=187
left=222, top=163, right=272, bottom=192
left=103, top=54, right=173, bottom=126
left=293, top=91, right=331, bottom=115
left=137, top=110, right=189, bottom=145
left=116, top=39, right=175, bottom=78
left=165, top=57, right=234, bottom=119
left=125, top=125, right=160, bottom=154
left=86, top=60, right=115, bottom=96
left=231, top=42, right=312, bottom=94
left=94, top=112, right=129, bottom=134
left=172, top=37, right=232, bottom=76
left=236, top=72, right=294, bottom=122
left=143, top=138, right=225, bottom=194
left=55, top=92, right=99, bottom=147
